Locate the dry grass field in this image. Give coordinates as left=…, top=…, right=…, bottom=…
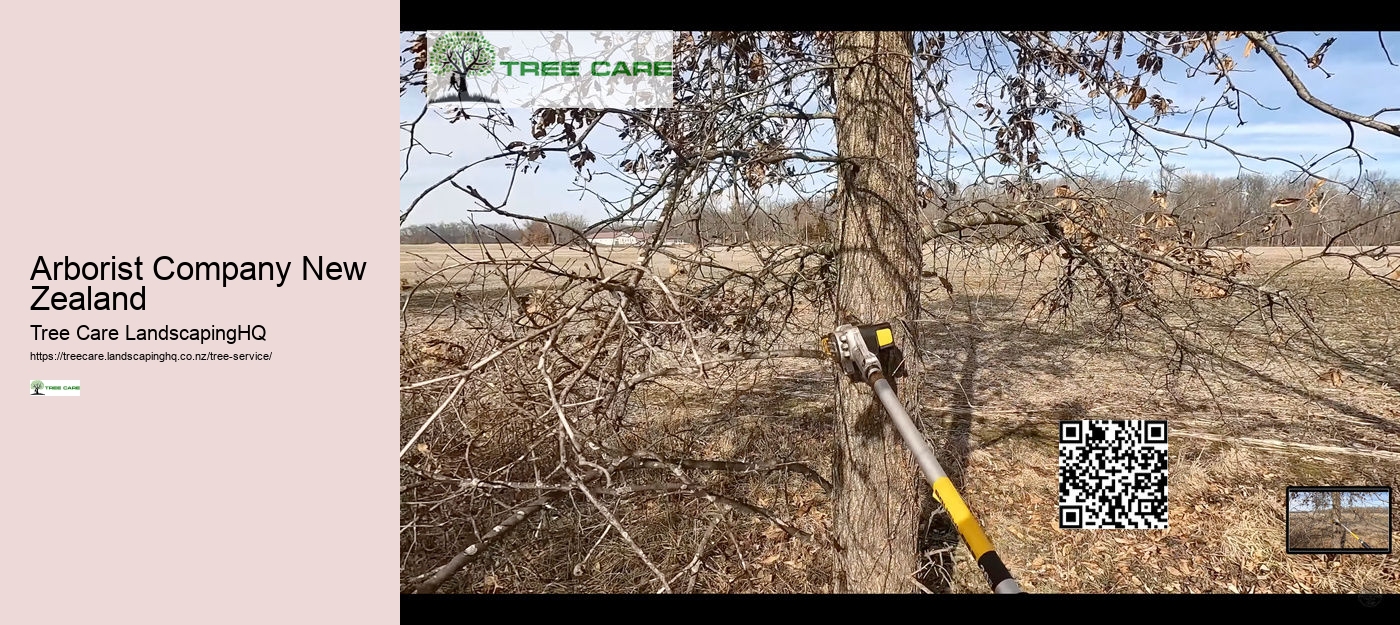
left=401, top=243, right=1400, bottom=594
left=1289, top=509, right=1392, bottom=551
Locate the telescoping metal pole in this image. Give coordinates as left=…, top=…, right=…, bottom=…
left=824, top=323, right=1023, bottom=595
left=1334, top=519, right=1375, bottom=549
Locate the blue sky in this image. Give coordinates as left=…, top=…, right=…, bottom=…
left=1289, top=490, right=1390, bottom=512
left=401, top=32, right=1400, bottom=226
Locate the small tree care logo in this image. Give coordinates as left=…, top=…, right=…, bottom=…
left=428, top=31, right=501, bottom=105
left=29, top=379, right=80, bottom=397
left=422, top=31, right=675, bottom=109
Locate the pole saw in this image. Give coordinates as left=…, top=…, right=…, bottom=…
left=1334, top=519, right=1375, bottom=549
left=822, top=322, right=1024, bottom=594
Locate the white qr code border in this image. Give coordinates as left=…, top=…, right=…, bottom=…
left=1058, top=420, right=1169, bottom=530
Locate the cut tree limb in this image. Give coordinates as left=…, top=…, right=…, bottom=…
left=405, top=453, right=831, bottom=593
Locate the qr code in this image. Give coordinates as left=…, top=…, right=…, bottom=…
left=1059, top=420, right=1168, bottom=529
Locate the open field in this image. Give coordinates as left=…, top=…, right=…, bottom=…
left=401, top=243, right=1399, bottom=281
left=1289, top=509, right=1392, bottom=551
left=401, top=243, right=1400, bottom=594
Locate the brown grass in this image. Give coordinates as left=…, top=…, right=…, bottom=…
left=1289, top=509, right=1391, bottom=551
left=402, top=244, right=1400, bottom=594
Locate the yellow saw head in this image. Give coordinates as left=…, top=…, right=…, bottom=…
left=820, top=322, right=906, bottom=383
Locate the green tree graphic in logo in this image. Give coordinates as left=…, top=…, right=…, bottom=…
left=31, top=380, right=44, bottom=395
left=429, top=31, right=500, bottom=104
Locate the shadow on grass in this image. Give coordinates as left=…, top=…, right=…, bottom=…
left=1209, top=341, right=1400, bottom=440
left=911, top=300, right=1087, bottom=593
left=401, top=284, right=518, bottom=320
left=636, top=359, right=838, bottom=466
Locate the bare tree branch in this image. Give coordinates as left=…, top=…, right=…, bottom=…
left=1245, top=32, right=1400, bottom=137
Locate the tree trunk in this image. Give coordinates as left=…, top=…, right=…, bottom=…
left=1332, top=491, right=1344, bottom=548
left=830, top=31, right=923, bottom=594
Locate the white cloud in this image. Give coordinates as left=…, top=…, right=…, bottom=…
left=1217, top=121, right=1346, bottom=137
left=398, top=31, right=1400, bottom=221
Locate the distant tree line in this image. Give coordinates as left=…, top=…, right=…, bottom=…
left=1016, top=171, right=1400, bottom=248
left=400, top=221, right=522, bottom=244
left=707, top=171, right=1400, bottom=248
left=400, top=212, right=597, bottom=245
left=404, top=172, right=1400, bottom=248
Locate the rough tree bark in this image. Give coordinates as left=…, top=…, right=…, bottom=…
left=1332, top=491, right=1343, bottom=548
left=829, top=30, right=924, bottom=593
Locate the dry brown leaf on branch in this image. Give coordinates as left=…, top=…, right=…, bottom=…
left=748, top=52, right=766, bottom=82
left=1308, top=37, right=1337, bottom=69
left=1191, top=280, right=1229, bottom=299
left=1317, top=368, right=1344, bottom=388
left=1059, top=218, right=1079, bottom=237
left=1215, top=56, right=1236, bottom=84
left=1152, top=190, right=1168, bottom=210
left=1128, top=86, right=1148, bottom=109
left=1243, top=39, right=1255, bottom=58
left=1053, top=190, right=1077, bottom=210
left=1305, top=179, right=1328, bottom=213
left=411, top=34, right=427, bottom=71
